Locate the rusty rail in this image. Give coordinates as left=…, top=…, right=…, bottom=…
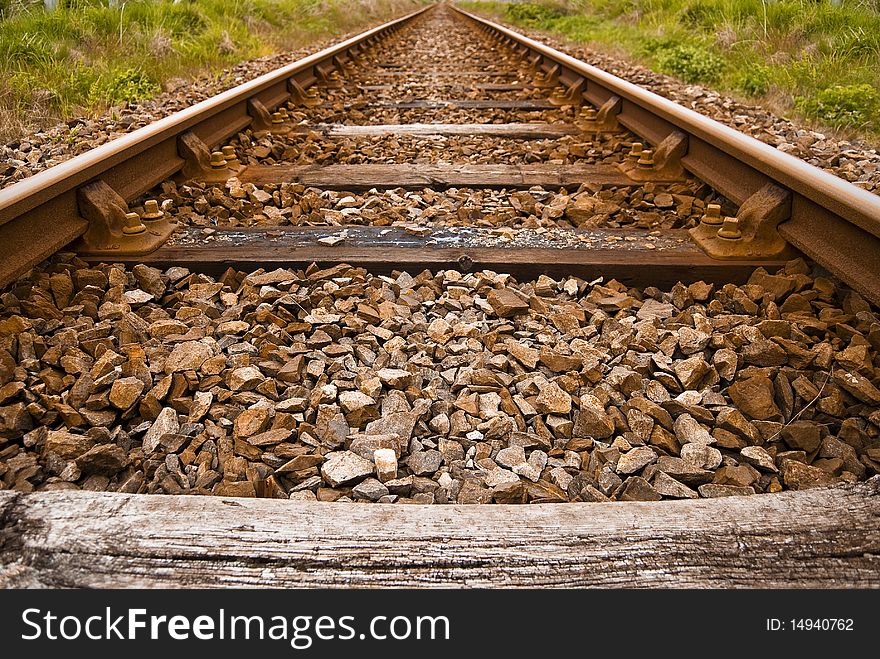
left=452, top=5, right=880, bottom=305
left=2, top=2, right=879, bottom=304
left=0, top=4, right=430, bottom=288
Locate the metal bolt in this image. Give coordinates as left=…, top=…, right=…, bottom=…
left=581, top=107, right=598, bottom=121
left=221, top=146, right=241, bottom=169
left=271, top=112, right=284, bottom=125
left=637, top=149, right=654, bottom=169
left=209, top=151, right=227, bottom=169
left=627, top=142, right=643, bottom=158
left=141, top=199, right=163, bottom=221
left=717, top=216, right=742, bottom=240
left=278, top=107, right=289, bottom=120
left=122, top=212, right=146, bottom=235
left=701, top=204, right=723, bottom=226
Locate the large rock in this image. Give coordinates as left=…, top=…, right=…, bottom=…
left=373, top=448, right=398, bottom=482
left=673, top=355, right=710, bottom=390
left=654, top=456, right=713, bottom=486
left=782, top=460, right=839, bottom=490
left=673, top=413, right=714, bottom=445
left=618, top=476, right=662, bottom=501
left=233, top=407, right=271, bottom=439
left=320, top=451, right=374, bottom=487
left=496, top=446, right=526, bottom=469
left=652, top=472, right=698, bottom=499
left=680, top=443, right=723, bottom=470
left=727, top=376, right=780, bottom=420
left=404, top=450, right=442, bottom=476
left=228, top=366, right=263, bottom=392
left=535, top=380, right=572, bottom=415
left=573, top=396, right=614, bottom=439
left=698, top=484, right=755, bottom=498
left=44, top=430, right=95, bottom=460
left=164, top=341, right=212, bottom=374
left=506, top=340, right=539, bottom=369
left=352, top=478, right=389, bottom=501
left=365, top=411, right=419, bottom=444
left=377, top=368, right=412, bottom=389
left=487, top=288, right=530, bottom=317
left=781, top=421, right=822, bottom=453
left=350, top=434, right=401, bottom=459
left=143, top=407, right=180, bottom=453
left=740, top=446, right=778, bottom=472
left=75, top=444, right=128, bottom=476
left=833, top=370, right=880, bottom=405
left=616, top=446, right=657, bottom=475
left=108, top=377, right=145, bottom=410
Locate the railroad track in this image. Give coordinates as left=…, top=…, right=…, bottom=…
left=1, top=3, right=878, bottom=588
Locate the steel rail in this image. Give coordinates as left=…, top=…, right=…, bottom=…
left=452, top=5, right=880, bottom=304
left=0, top=4, right=431, bottom=288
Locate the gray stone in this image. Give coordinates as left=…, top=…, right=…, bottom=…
left=404, top=449, right=442, bottom=475
left=352, top=477, right=389, bottom=501
left=143, top=407, right=180, bottom=453
left=496, top=446, right=526, bottom=469
left=680, top=443, right=723, bottom=470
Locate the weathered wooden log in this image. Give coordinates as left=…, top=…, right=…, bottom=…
left=104, top=226, right=783, bottom=288
left=2, top=479, right=879, bottom=588
left=239, top=162, right=637, bottom=189
left=291, top=122, right=578, bottom=139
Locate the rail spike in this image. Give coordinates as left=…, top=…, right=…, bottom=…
left=689, top=183, right=796, bottom=259
left=74, top=180, right=176, bottom=256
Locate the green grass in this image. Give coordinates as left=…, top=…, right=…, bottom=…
left=460, top=0, right=880, bottom=140
left=0, top=0, right=424, bottom=142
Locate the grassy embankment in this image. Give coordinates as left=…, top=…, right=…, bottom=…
left=459, top=0, right=880, bottom=141
left=0, top=0, right=424, bottom=142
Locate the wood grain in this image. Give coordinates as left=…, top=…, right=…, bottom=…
left=327, top=99, right=555, bottom=110
left=2, top=479, right=878, bottom=588
left=239, top=162, right=637, bottom=189
left=291, top=122, right=579, bottom=139
left=99, top=226, right=785, bottom=286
